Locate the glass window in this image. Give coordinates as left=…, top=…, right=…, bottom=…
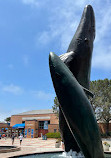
left=44, top=121, right=48, bottom=129
left=28, top=128, right=31, bottom=135
left=54, top=129, right=57, bottom=133
left=39, top=121, right=44, bottom=129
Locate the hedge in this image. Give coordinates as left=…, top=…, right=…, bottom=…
left=46, top=132, right=61, bottom=138
left=101, top=131, right=111, bottom=138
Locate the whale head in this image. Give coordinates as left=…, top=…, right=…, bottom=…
left=67, top=5, right=95, bottom=56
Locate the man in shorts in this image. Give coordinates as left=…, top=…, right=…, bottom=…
left=19, top=134, right=23, bottom=145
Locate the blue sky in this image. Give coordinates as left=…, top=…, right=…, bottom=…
left=0, top=0, right=111, bottom=121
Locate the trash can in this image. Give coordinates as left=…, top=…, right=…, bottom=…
left=42, top=135, right=45, bottom=140
left=44, top=135, right=47, bottom=140
left=42, top=135, right=47, bottom=140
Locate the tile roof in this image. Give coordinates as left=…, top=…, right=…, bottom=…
left=13, top=109, right=53, bottom=116
left=22, top=116, right=50, bottom=120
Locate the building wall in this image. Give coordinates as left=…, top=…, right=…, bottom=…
left=25, top=120, right=38, bottom=138
left=0, top=123, right=10, bottom=128
left=10, top=115, right=23, bottom=126
left=48, top=124, right=59, bottom=133
left=10, top=113, right=59, bottom=127
left=49, top=114, right=58, bottom=124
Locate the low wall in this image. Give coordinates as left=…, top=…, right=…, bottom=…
left=0, top=146, right=21, bottom=153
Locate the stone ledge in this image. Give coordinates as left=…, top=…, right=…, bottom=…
left=0, top=146, right=21, bottom=153
left=9, top=150, right=63, bottom=158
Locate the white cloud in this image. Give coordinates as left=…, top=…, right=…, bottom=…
left=21, top=0, right=111, bottom=70
left=92, top=45, right=111, bottom=69
left=0, top=108, right=32, bottom=122
left=92, top=53, right=111, bottom=69
left=32, top=90, right=54, bottom=100
left=23, top=55, right=29, bottom=66
left=37, top=0, right=111, bottom=70
left=95, top=5, right=111, bottom=42
left=36, top=0, right=93, bottom=51
left=22, top=0, right=38, bottom=6
left=37, top=31, right=50, bottom=45
left=2, top=84, right=24, bottom=95
left=8, top=64, right=14, bottom=70
left=91, top=2, right=111, bottom=70
left=0, top=112, right=10, bottom=122
left=37, top=1, right=80, bottom=52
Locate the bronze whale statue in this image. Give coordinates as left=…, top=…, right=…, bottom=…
left=59, top=5, right=95, bottom=152
left=49, top=52, right=104, bottom=158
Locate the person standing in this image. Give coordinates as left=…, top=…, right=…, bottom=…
left=19, top=134, right=23, bottom=145
left=12, top=135, right=15, bottom=145
left=61, top=140, right=65, bottom=150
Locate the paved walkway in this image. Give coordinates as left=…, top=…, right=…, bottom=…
left=0, top=138, right=63, bottom=158
left=1, top=138, right=111, bottom=158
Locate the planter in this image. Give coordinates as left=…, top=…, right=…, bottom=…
left=103, top=144, right=109, bottom=151
left=109, top=147, right=111, bottom=151
left=55, top=142, right=61, bottom=148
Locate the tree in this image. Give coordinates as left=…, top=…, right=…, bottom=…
left=52, top=96, right=59, bottom=118
left=4, top=117, right=11, bottom=123
left=90, top=79, right=111, bottom=134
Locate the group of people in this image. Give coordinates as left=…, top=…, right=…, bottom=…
left=12, top=134, right=23, bottom=145
left=0, top=134, right=7, bottom=139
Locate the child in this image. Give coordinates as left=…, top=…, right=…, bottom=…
left=12, top=135, right=15, bottom=145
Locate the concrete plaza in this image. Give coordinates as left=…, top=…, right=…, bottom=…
left=0, top=137, right=63, bottom=158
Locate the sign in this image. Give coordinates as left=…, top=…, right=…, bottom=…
left=31, top=129, right=34, bottom=138
left=26, top=124, right=33, bottom=126
left=44, top=121, right=48, bottom=129
left=28, top=128, right=31, bottom=135
left=25, top=129, right=27, bottom=137
left=31, top=129, right=34, bottom=135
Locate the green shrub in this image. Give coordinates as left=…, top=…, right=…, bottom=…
left=108, top=131, right=111, bottom=136
left=101, top=132, right=107, bottom=137
left=101, top=131, right=111, bottom=138
left=46, top=132, right=61, bottom=138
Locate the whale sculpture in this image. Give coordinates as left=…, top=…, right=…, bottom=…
left=49, top=4, right=105, bottom=158
left=49, top=52, right=104, bottom=158
left=59, top=5, right=95, bottom=152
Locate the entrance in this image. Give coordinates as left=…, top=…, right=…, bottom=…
left=38, top=121, right=49, bottom=137
left=38, top=129, right=48, bottom=137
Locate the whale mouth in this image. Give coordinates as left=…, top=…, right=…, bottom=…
left=77, top=5, right=95, bottom=40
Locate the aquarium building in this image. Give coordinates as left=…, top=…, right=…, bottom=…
left=10, top=109, right=59, bottom=138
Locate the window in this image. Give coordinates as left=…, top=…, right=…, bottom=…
left=39, top=121, right=44, bottom=129
left=54, top=129, right=57, bottom=133
left=39, top=121, right=50, bottom=129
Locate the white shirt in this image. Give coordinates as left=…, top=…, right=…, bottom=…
left=19, top=135, right=23, bottom=140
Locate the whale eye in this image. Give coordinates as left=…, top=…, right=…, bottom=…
left=84, top=38, right=89, bottom=44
